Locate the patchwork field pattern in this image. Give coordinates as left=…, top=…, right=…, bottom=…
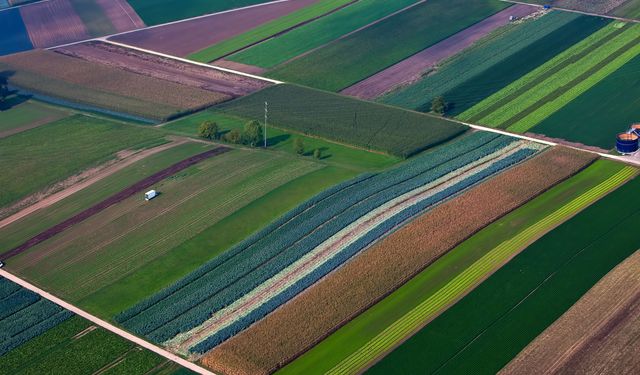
left=215, top=84, right=466, bottom=158
left=461, top=22, right=640, bottom=149
left=369, top=170, right=640, bottom=375
left=266, top=0, right=510, bottom=91
left=116, top=133, right=542, bottom=358
left=19, top=0, right=89, bottom=48
left=381, top=12, right=607, bottom=115
left=0, top=98, right=70, bottom=139
left=0, top=50, right=230, bottom=121
left=501, top=250, right=640, bottom=375
left=205, top=147, right=596, bottom=375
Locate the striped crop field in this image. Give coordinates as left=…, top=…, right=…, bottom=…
left=188, top=0, right=356, bottom=62
left=460, top=22, right=640, bottom=148
left=115, top=133, right=542, bottom=355
left=322, top=163, right=636, bottom=375
left=226, top=0, right=421, bottom=69
left=7, top=149, right=322, bottom=308
left=369, top=168, right=640, bottom=375
left=380, top=12, right=607, bottom=115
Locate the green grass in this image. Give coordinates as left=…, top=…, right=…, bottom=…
left=280, top=159, right=631, bottom=375
left=0, top=142, right=214, bottom=254
left=228, top=0, right=420, bottom=68
left=215, top=84, right=466, bottom=158
left=381, top=12, right=607, bottom=115
left=0, top=114, right=165, bottom=210
left=188, top=0, right=354, bottom=62
left=0, top=97, right=71, bottom=136
left=368, top=171, right=640, bottom=375
left=0, top=317, right=169, bottom=375
left=163, top=110, right=400, bottom=171
left=529, top=48, right=640, bottom=149
left=69, top=0, right=116, bottom=36
left=79, top=165, right=357, bottom=317
left=8, top=150, right=321, bottom=302
left=266, top=0, right=509, bottom=91
left=127, top=0, right=273, bottom=26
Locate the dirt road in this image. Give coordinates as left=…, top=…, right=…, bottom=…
left=0, top=269, right=216, bottom=375
left=341, top=4, right=537, bottom=99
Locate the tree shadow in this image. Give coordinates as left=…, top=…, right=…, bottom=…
left=0, top=70, right=26, bottom=112
left=267, top=134, right=290, bottom=147
left=305, top=146, right=331, bottom=160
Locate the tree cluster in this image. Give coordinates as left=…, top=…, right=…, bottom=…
left=198, top=120, right=264, bottom=147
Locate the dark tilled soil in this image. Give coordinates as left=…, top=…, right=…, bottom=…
left=1, top=146, right=230, bottom=259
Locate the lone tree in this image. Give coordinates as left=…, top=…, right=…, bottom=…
left=294, top=137, right=305, bottom=156
left=0, top=77, right=8, bottom=105
left=432, top=96, right=447, bottom=116
left=243, top=120, right=263, bottom=147
left=313, top=148, right=322, bottom=159
left=198, top=120, right=219, bottom=140
left=224, top=129, right=243, bottom=144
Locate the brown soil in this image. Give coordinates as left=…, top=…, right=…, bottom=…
left=525, top=132, right=610, bottom=154
left=1, top=146, right=230, bottom=260
left=200, top=147, right=596, bottom=375
left=0, top=139, right=187, bottom=230
left=501, top=250, right=640, bottom=375
left=212, top=59, right=266, bottom=75
left=19, top=0, right=89, bottom=48
left=341, top=4, right=537, bottom=99
left=552, top=0, right=627, bottom=14
left=110, top=0, right=321, bottom=57
left=94, top=0, right=145, bottom=32
left=55, top=41, right=270, bottom=97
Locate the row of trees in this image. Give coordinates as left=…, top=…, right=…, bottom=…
left=198, top=119, right=322, bottom=159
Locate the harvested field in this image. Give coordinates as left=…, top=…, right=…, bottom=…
left=342, top=4, right=537, bottom=100
left=215, top=84, right=466, bottom=158
left=190, top=0, right=355, bottom=63
left=2, top=147, right=229, bottom=260
left=228, top=0, right=422, bottom=69
left=381, top=12, right=607, bottom=115
left=94, top=0, right=144, bottom=32
left=213, top=59, right=266, bottom=75
left=55, top=41, right=270, bottom=97
left=0, top=314, right=171, bottom=374
left=369, top=172, right=640, bottom=375
left=0, top=114, right=165, bottom=212
left=204, top=147, right=596, bottom=375
left=0, top=8, right=33, bottom=55
left=267, top=0, right=510, bottom=91
left=527, top=0, right=628, bottom=15
left=20, top=0, right=89, bottom=48
left=501, top=250, right=640, bottom=375
left=0, top=50, right=230, bottom=121
left=0, top=98, right=70, bottom=139
left=111, top=0, right=319, bottom=57
left=611, top=0, right=640, bottom=18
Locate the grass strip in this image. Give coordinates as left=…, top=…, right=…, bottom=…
left=187, top=0, right=355, bottom=62
left=327, top=165, right=636, bottom=374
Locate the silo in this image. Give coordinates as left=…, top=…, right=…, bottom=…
left=616, top=133, right=639, bottom=154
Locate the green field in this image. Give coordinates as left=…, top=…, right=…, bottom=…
left=227, top=0, right=420, bottom=68
left=188, top=0, right=354, bottom=62
left=69, top=0, right=116, bottom=36
left=280, top=160, right=632, bottom=375
left=127, top=0, right=273, bottom=25
left=215, top=84, right=466, bottom=158
left=163, top=110, right=400, bottom=171
left=266, top=0, right=509, bottom=91
left=80, top=165, right=356, bottom=317
left=368, top=171, right=640, bottom=374
left=0, top=97, right=70, bottom=137
left=0, top=317, right=170, bottom=375
left=529, top=50, right=640, bottom=149
left=8, top=150, right=321, bottom=302
left=381, top=12, right=607, bottom=115
left=0, top=114, right=165, bottom=210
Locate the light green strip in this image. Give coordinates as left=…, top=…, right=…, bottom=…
left=480, top=25, right=640, bottom=127
left=506, top=41, right=640, bottom=133
left=327, top=167, right=637, bottom=375
left=457, top=23, right=620, bottom=122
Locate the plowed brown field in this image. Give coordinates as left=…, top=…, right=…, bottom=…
left=20, top=0, right=89, bottom=47
left=201, top=147, right=596, bottom=375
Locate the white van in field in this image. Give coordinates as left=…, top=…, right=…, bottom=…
left=145, top=190, right=158, bottom=201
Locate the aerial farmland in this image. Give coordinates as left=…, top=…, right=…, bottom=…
left=0, top=0, right=639, bottom=374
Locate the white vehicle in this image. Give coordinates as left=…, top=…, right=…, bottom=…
left=0, top=261, right=4, bottom=268
left=144, top=190, right=158, bottom=201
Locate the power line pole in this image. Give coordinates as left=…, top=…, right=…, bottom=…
left=264, top=101, right=268, bottom=148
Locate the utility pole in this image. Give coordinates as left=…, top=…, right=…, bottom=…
left=264, top=101, right=268, bottom=148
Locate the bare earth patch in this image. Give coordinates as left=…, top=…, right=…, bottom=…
left=94, top=0, right=145, bottom=32
left=19, top=0, right=89, bottom=48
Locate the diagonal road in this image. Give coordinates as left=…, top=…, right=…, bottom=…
left=0, top=268, right=217, bottom=375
